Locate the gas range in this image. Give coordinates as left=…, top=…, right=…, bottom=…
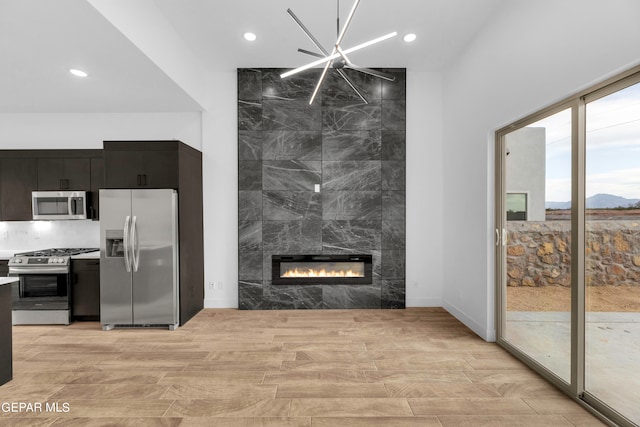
left=8, top=248, right=97, bottom=326
left=9, top=248, right=99, bottom=268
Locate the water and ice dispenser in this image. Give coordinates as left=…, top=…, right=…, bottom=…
left=105, top=230, right=124, bottom=258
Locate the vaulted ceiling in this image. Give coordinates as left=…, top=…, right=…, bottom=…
left=0, top=0, right=503, bottom=113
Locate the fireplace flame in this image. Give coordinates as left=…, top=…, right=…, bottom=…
left=282, top=268, right=364, bottom=278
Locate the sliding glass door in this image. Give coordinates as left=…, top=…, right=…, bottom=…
left=497, top=69, right=640, bottom=427
left=500, top=107, right=573, bottom=383
left=584, top=81, right=640, bottom=423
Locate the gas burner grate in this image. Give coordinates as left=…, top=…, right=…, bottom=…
left=15, top=248, right=99, bottom=257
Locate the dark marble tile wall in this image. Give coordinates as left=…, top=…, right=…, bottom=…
left=238, top=68, right=406, bottom=310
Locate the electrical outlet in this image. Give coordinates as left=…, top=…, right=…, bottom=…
left=216, top=282, right=223, bottom=290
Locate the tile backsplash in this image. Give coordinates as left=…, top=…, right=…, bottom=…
left=0, top=220, right=100, bottom=253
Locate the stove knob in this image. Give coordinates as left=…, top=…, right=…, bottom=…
left=14, top=258, right=22, bottom=263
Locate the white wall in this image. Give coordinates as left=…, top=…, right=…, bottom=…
left=0, top=113, right=202, bottom=150
left=406, top=71, right=444, bottom=307
left=442, top=0, right=640, bottom=341
left=201, top=71, right=238, bottom=308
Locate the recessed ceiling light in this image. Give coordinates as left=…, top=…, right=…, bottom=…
left=69, top=69, right=88, bottom=77
left=243, top=32, right=257, bottom=42
left=403, top=33, right=417, bottom=43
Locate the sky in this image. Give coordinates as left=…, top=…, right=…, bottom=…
left=532, top=82, right=640, bottom=202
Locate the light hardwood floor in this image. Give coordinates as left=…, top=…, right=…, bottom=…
left=1, top=308, right=605, bottom=426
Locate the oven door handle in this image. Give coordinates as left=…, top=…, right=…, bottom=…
left=8, top=266, right=70, bottom=275
left=123, top=215, right=132, bottom=273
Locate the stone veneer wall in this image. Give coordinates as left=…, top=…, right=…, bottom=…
left=507, top=220, right=640, bottom=287
left=237, top=68, right=406, bottom=309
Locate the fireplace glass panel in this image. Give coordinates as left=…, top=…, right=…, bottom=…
left=280, top=261, right=365, bottom=278
left=272, top=255, right=372, bottom=285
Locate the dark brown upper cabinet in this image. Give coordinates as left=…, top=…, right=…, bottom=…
left=0, top=157, right=37, bottom=221
left=0, top=150, right=103, bottom=221
left=103, top=141, right=179, bottom=189
left=37, top=158, right=91, bottom=191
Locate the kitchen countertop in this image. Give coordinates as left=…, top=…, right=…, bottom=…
left=0, top=250, right=100, bottom=260
left=71, top=251, right=100, bottom=259
left=0, top=277, right=18, bottom=286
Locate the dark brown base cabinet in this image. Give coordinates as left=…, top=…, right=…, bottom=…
left=103, top=141, right=204, bottom=326
left=0, top=282, right=12, bottom=386
left=0, top=260, right=8, bottom=277
left=71, top=259, right=101, bottom=321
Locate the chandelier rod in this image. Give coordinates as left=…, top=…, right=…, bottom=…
left=280, top=32, right=397, bottom=79
left=287, top=9, right=329, bottom=56
left=308, top=0, right=360, bottom=104
left=283, top=0, right=397, bottom=104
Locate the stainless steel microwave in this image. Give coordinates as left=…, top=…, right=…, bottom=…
left=32, top=191, right=88, bottom=220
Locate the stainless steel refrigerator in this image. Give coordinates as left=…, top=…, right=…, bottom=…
left=99, top=189, right=179, bottom=330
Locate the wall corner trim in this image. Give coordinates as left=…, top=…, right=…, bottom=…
left=443, top=301, right=495, bottom=342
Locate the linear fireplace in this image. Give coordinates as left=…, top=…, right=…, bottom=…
left=272, top=255, right=373, bottom=285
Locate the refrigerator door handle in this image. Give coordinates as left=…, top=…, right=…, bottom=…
left=131, top=215, right=140, bottom=272
left=123, top=215, right=132, bottom=273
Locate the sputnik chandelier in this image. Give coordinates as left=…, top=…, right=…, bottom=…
left=280, top=0, right=397, bottom=105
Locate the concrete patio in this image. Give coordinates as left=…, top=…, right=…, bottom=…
left=506, top=311, right=640, bottom=423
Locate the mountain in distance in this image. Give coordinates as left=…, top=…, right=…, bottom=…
left=546, top=193, right=640, bottom=209
left=545, top=200, right=571, bottom=210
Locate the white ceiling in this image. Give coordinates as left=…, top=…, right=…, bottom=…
left=0, top=0, right=504, bottom=113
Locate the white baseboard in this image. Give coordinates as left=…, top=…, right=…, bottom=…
left=443, top=301, right=496, bottom=342
left=203, top=298, right=237, bottom=309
